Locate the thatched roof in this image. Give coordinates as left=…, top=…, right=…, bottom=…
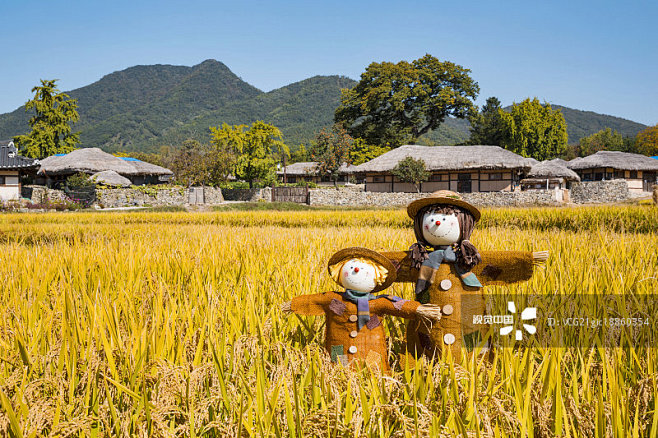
left=351, top=145, right=534, bottom=173
left=90, top=170, right=132, bottom=187
left=0, top=140, right=39, bottom=170
left=119, top=157, right=173, bottom=177
left=38, top=148, right=173, bottom=176
left=277, top=161, right=317, bottom=176
left=567, top=151, right=658, bottom=171
left=277, top=161, right=354, bottom=176
left=526, top=159, right=580, bottom=181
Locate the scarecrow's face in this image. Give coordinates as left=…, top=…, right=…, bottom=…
left=340, top=258, right=377, bottom=293
left=421, top=210, right=460, bottom=246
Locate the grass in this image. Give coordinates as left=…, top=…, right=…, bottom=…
left=0, top=206, right=656, bottom=436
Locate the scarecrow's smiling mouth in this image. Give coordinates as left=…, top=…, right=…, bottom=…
left=425, top=224, right=453, bottom=239
left=347, top=275, right=371, bottom=287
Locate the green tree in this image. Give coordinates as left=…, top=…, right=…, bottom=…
left=636, top=124, right=658, bottom=156
left=349, top=138, right=391, bottom=165
left=467, top=97, right=504, bottom=145
left=498, top=98, right=568, bottom=160
left=13, top=79, right=80, bottom=159
left=392, top=156, right=430, bottom=193
left=311, top=124, right=353, bottom=188
left=578, top=128, right=624, bottom=156
left=169, top=139, right=209, bottom=186
left=290, top=144, right=309, bottom=163
left=210, top=121, right=286, bottom=188
left=335, top=54, right=479, bottom=147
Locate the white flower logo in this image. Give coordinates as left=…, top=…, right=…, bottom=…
left=500, top=301, right=537, bottom=341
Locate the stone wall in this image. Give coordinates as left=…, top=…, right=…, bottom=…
left=309, top=187, right=558, bottom=207
left=570, top=180, right=630, bottom=204
left=23, top=185, right=69, bottom=203
left=23, top=185, right=225, bottom=208
left=96, top=186, right=225, bottom=208
left=221, top=187, right=272, bottom=202
left=203, top=187, right=225, bottom=204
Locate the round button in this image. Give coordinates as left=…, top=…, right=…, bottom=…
left=443, top=333, right=456, bottom=345
left=348, top=346, right=357, bottom=354
left=442, top=304, right=453, bottom=315
left=350, top=330, right=358, bottom=338
left=349, top=315, right=358, bottom=322
left=440, top=279, right=452, bottom=290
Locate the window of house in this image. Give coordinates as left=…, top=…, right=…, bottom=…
left=615, top=171, right=624, bottom=179
left=373, top=175, right=385, bottom=183
left=630, top=171, right=638, bottom=179
left=489, top=172, right=502, bottom=180
left=430, top=173, right=445, bottom=181
left=0, top=176, right=5, bottom=185
left=594, top=172, right=603, bottom=181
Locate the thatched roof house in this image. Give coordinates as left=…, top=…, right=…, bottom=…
left=277, top=162, right=317, bottom=176
left=276, top=161, right=354, bottom=185
left=352, top=145, right=535, bottom=193
left=521, top=159, right=580, bottom=190
left=38, top=148, right=173, bottom=186
left=567, top=151, right=658, bottom=192
left=0, top=140, right=39, bottom=201
left=90, top=170, right=132, bottom=187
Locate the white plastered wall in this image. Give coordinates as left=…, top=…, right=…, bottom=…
left=0, top=171, right=20, bottom=201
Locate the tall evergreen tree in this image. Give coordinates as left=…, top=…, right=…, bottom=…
left=467, top=97, right=504, bottom=145
left=14, top=79, right=80, bottom=159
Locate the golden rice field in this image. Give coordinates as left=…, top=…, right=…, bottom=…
left=0, top=205, right=657, bottom=437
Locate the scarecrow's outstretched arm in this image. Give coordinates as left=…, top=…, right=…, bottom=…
left=382, top=250, right=548, bottom=286
left=474, top=250, right=548, bottom=285
left=381, top=251, right=418, bottom=283
left=284, top=293, right=332, bottom=316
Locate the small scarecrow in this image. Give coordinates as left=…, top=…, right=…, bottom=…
left=282, top=247, right=441, bottom=372
left=381, top=190, right=548, bottom=359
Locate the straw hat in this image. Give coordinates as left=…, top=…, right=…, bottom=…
left=407, top=190, right=481, bottom=221
left=327, top=247, right=397, bottom=292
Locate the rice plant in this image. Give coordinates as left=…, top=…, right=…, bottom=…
left=0, top=206, right=656, bottom=437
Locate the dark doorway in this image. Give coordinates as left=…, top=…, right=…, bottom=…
left=457, top=173, right=472, bottom=193
left=644, top=172, right=656, bottom=191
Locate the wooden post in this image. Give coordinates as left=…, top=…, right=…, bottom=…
left=283, top=155, right=287, bottom=184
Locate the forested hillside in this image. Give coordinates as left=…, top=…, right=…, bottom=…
left=0, top=60, right=647, bottom=152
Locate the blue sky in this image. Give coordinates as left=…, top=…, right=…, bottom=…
left=1, top=0, right=656, bottom=125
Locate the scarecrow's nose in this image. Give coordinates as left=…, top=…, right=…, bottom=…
left=353, top=267, right=359, bottom=273
left=435, top=220, right=441, bottom=226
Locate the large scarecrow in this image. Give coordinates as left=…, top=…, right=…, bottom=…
left=282, top=247, right=441, bottom=372
left=382, top=190, right=548, bottom=359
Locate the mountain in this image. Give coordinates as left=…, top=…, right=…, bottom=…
left=147, top=75, right=358, bottom=149
left=0, top=60, right=648, bottom=152
left=550, top=105, right=646, bottom=143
